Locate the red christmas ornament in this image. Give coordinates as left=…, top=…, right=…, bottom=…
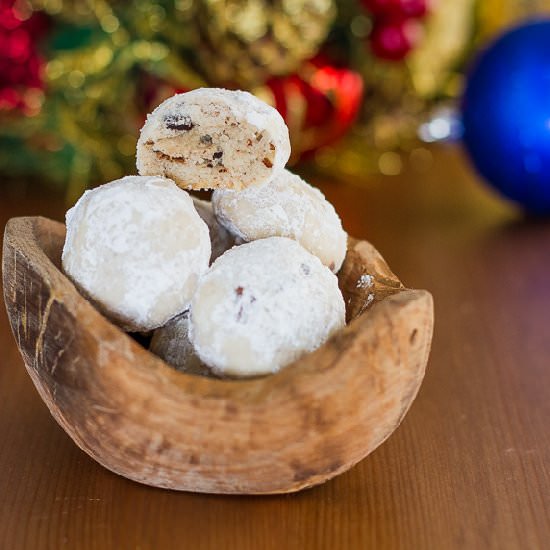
left=369, top=17, right=423, bottom=61
left=0, top=1, right=49, bottom=114
left=265, top=58, right=363, bottom=159
left=361, top=0, right=428, bottom=19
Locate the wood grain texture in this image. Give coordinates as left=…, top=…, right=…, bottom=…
left=0, top=147, right=549, bottom=549
left=2, top=217, right=432, bottom=494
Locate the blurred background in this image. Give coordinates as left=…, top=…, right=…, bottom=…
left=4, top=3, right=550, bottom=543
left=1, top=0, right=550, bottom=209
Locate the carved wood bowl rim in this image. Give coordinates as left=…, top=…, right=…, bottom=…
left=2, top=216, right=434, bottom=495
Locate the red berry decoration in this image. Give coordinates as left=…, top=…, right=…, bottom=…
left=361, top=0, right=428, bottom=19
left=369, top=17, right=422, bottom=61
left=398, top=0, right=428, bottom=18
left=0, top=1, right=49, bottom=114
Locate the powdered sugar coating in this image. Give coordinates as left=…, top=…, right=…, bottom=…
left=62, top=176, right=211, bottom=331
left=192, top=197, right=236, bottom=263
left=189, top=237, right=345, bottom=377
left=212, top=169, right=348, bottom=272
left=356, top=274, right=373, bottom=289
left=136, top=88, right=291, bottom=191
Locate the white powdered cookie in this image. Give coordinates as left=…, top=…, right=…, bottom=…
left=136, top=88, right=291, bottom=191
left=189, top=237, right=345, bottom=377
left=192, top=197, right=235, bottom=263
left=150, top=311, right=211, bottom=376
left=212, top=169, right=348, bottom=272
left=62, top=175, right=211, bottom=331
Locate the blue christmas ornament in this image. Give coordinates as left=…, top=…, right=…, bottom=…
left=461, top=20, right=550, bottom=214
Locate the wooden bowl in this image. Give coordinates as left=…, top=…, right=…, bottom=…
left=2, top=216, right=433, bottom=494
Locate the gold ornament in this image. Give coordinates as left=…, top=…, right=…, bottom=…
left=408, top=0, right=476, bottom=99
left=191, top=0, right=336, bottom=87
left=476, top=0, right=550, bottom=42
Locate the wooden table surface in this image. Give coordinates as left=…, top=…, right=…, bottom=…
left=1, top=147, right=549, bottom=549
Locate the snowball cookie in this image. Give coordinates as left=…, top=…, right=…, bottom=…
left=62, top=175, right=211, bottom=332
left=212, top=169, right=348, bottom=272
left=192, top=198, right=235, bottom=263
left=136, top=88, right=291, bottom=191
left=189, top=237, right=345, bottom=377
left=150, top=311, right=211, bottom=376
